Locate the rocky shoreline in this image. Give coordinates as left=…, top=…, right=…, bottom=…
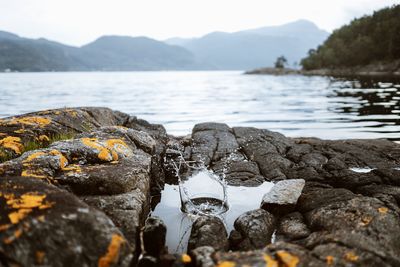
left=245, top=60, right=400, bottom=77
left=1, top=107, right=400, bottom=266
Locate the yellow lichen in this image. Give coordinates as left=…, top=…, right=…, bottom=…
left=38, top=135, right=50, bottom=142
left=98, top=234, right=126, bottom=267
left=326, top=255, right=334, bottom=265
left=344, top=252, right=359, bottom=262
left=276, top=250, right=299, bottom=267
left=35, top=251, right=46, bottom=265
left=378, top=207, right=388, bottom=214
left=14, top=129, right=25, bottom=134
left=216, top=261, right=236, bottom=267
left=359, top=216, right=373, bottom=226
left=181, top=254, right=192, bottom=264
left=0, top=136, right=24, bottom=154
left=264, top=254, right=279, bottom=267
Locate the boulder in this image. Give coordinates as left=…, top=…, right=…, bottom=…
left=229, top=209, right=276, bottom=251
left=260, top=179, right=305, bottom=215
left=142, top=216, right=167, bottom=257
left=187, top=216, right=228, bottom=252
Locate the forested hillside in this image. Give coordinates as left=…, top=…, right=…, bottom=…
left=301, top=5, right=400, bottom=70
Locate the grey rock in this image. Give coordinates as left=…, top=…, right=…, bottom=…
left=190, top=246, right=215, bottom=267
left=261, top=179, right=305, bottom=215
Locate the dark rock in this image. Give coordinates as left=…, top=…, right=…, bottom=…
left=276, top=212, right=310, bottom=241
left=260, top=179, right=305, bottom=215
left=142, top=216, right=167, bottom=257
left=187, top=216, right=228, bottom=252
left=230, top=209, right=276, bottom=251
left=0, top=177, right=132, bottom=266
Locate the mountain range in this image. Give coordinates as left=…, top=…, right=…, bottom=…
left=0, top=20, right=329, bottom=71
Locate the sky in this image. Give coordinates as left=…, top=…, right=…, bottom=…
left=0, top=0, right=399, bottom=46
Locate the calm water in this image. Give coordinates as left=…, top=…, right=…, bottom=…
left=0, top=71, right=399, bottom=140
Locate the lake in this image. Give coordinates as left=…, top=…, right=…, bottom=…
left=0, top=71, right=399, bottom=140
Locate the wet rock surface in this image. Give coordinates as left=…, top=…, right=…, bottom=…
left=1, top=109, right=400, bottom=266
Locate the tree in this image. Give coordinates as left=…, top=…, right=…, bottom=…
left=274, top=55, right=288, bottom=69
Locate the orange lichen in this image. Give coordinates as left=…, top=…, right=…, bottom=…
left=8, top=209, right=32, bottom=224
left=216, top=261, right=236, bottom=267
left=5, top=193, right=54, bottom=224
left=264, top=254, right=279, bottom=267
left=9, top=117, right=51, bottom=127
left=35, top=251, right=46, bottom=265
left=49, top=150, right=68, bottom=169
left=98, top=234, right=126, bottom=267
left=0, top=224, right=11, bottom=232
left=378, top=207, right=388, bottom=214
left=62, top=164, right=82, bottom=173
left=276, top=250, right=299, bottom=267
left=359, top=216, right=373, bottom=226
left=0, top=136, right=24, bottom=154
left=81, top=138, right=130, bottom=162
left=181, top=254, right=192, bottom=264
left=38, top=135, right=50, bottom=142
left=21, top=170, right=48, bottom=179
left=326, top=255, right=334, bottom=265
left=344, top=251, right=359, bottom=262
left=24, top=151, right=47, bottom=163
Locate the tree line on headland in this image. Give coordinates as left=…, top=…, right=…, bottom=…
left=301, top=5, right=400, bottom=70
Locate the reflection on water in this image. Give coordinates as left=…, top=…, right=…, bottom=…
left=152, top=182, right=274, bottom=254
left=0, top=71, right=399, bottom=140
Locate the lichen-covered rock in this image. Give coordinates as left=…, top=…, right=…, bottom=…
left=187, top=216, right=228, bottom=252
left=0, top=177, right=132, bottom=267
left=260, top=179, right=305, bottom=216
left=189, top=246, right=215, bottom=267
left=229, top=209, right=276, bottom=251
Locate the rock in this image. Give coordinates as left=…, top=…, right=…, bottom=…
left=142, top=216, right=167, bottom=257
left=0, top=177, right=132, bottom=266
left=276, top=212, right=310, bottom=241
left=0, top=125, right=155, bottom=263
left=187, top=216, right=228, bottom=252
left=189, top=246, right=215, bottom=267
left=261, top=179, right=305, bottom=215
left=229, top=209, right=276, bottom=251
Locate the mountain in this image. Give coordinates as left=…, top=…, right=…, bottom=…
left=0, top=33, right=199, bottom=71
left=301, top=5, right=400, bottom=70
left=166, top=20, right=329, bottom=70
left=0, top=19, right=329, bottom=71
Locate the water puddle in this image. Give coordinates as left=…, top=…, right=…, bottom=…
left=151, top=181, right=273, bottom=254
left=349, top=167, right=376, bottom=173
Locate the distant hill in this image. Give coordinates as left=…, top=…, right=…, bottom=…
left=301, top=5, right=400, bottom=70
left=166, top=20, right=329, bottom=70
left=0, top=33, right=199, bottom=71
left=0, top=19, right=329, bottom=71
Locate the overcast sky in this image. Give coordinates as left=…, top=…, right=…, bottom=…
left=0, top=0, right=399, bottom=46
